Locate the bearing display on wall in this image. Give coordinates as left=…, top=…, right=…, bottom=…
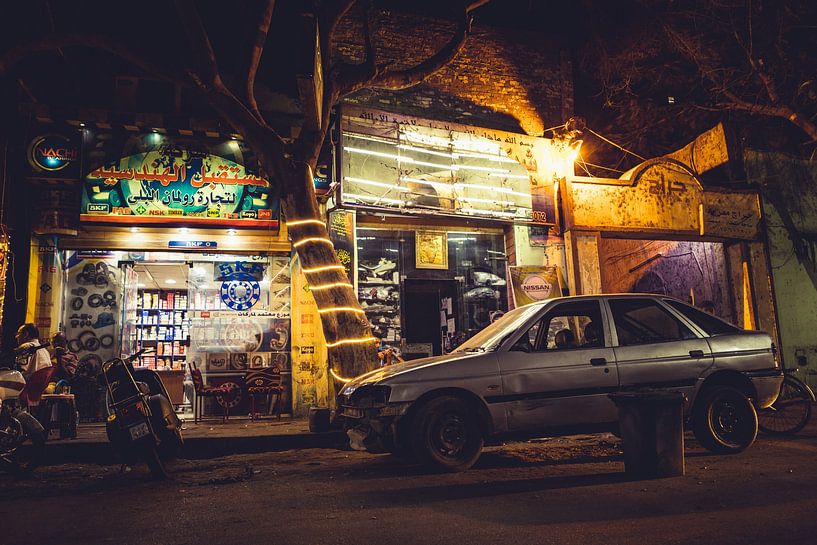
left=99, top=334, right=114, bottom=349
left=79, top=330, right=101, bottom=352
left=220, top=279, right=261, bottom=311
left=68, top=338, right=83, bottom=353
left=71, top=297, right=84, bottom=311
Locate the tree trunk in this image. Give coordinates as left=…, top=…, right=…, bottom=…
left=275, top=157, right=379, bottom=381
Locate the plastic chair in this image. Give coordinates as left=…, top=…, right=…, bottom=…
left=189, top=361, right=236, bottom=423
left=245, top=367, right=284, bottom=421
left=20, top=366, right=55, bottom=409
left=39, top=393, right=78, bottom=439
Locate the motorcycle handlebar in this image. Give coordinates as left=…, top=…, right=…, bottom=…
left=0, top=342, right=51, bottom=370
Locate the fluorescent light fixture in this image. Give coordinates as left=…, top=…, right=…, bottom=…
left=460, top=208, right=523, bottom=218
left=399, top=176, right=455, bottom=190
left=455, top=151, right=519, bottom=163
left=344, top=147, right=406, bottom=162
left=488, top=173, right=530, bottom=179
left=343, top=192, right=404, bottom=205
left=344, top=176, right=397, bottom=190
left=454, top=183, right=529, bottom=198
left=397, top=144, right=454, bottom=159
left=130, top=227, right=140, bottom=233
left=227, top=229, right=237, bottom=236
left=458, top=196, right=516, bottom=206
left=345, top=133, right=398, bottom=146
left=166, top=278, right=177, bottom=284
left=454, top=163, right=511, bottom=173
left=179, top=227, right=190, bottom=234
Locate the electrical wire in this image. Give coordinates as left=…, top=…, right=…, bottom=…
left=586, top=127, right=647, bottom=162
left=578, top=160, right=625, bottom=174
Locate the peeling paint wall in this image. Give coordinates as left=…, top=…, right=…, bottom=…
left=599, top=239, right=732, bottom=322
left=746, top=149, right=817, bottom=387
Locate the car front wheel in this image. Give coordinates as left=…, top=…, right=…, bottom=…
left=411, top=396, right=484, bottom=472
left=694, top=386, right=758, bottom=453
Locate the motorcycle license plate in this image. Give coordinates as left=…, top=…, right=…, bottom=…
left=128, top=422, right=150, bottom=440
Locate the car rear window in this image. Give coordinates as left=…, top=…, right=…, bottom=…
left=664, top=300, right=740, bottom=336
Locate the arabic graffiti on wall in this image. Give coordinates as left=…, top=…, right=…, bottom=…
left=290, top=254, right=329, bottom=416
left=81, top=151, right=279, bottom=228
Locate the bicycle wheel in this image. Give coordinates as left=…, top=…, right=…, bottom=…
left=758, top=376, right=812, bottom=435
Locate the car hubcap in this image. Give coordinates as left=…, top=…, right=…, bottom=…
left=434, top=413, right=467, bottom=457
left=711, top=394, right=748, bottom=444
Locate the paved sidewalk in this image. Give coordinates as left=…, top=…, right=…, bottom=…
left=40, top=416, right=347, bottom=465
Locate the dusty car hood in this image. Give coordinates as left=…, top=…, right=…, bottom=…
left=343, top=351, right=481, bottom=389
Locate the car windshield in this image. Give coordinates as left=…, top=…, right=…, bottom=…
left=453, top=303, right=544, bottom=353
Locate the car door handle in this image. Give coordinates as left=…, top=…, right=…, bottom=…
left=590, top=358, right=607, bottom=366
left=689, top=350, right=704, bottom=358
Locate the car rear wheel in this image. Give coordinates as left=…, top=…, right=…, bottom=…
left=410, top=396, right=483, bottom=472
left=694, top=386, right=758, bottom=453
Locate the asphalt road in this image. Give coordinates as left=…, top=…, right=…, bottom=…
left=4, top=422, right=817, bottom=545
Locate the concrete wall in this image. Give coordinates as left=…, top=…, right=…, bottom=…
left=745, top=150, right=817, bottom=387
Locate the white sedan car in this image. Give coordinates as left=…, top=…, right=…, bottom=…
left=339, top=294, right=782, bottom=471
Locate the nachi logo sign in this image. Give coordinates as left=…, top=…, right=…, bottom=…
left=27, top=135, right=78, bottom=172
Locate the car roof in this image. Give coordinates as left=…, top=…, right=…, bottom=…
left=528, top=293, right=681, bottom=307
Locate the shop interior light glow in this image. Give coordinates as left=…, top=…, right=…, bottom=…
left=326, top=337, right=379, bottom=348
left=287, top=218, right=326, bottom=228
left=309, top=282, right=354, bottom=291
left=302, top=264, right=346, bottom=274
left=293, top=237, right=333, bottom=248
left=318, top=306, right=366, bottom=315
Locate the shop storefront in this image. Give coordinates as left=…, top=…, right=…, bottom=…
left=560, top=156, right=778, bottom=344
left=330, top=106, right=572, bottom=359
left=23, top=127, right=308, bottom=421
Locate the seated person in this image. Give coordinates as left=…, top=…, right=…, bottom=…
left=554, top=329, right=576, bottom=349
left=51, top=332, right=78, bottom=383
left=583, top=322, right=601, bottom=347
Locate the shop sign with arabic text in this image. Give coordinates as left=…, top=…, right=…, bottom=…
left=81, top=151, right=278, bottom=229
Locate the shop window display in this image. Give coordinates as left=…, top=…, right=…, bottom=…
left=357, top=229, right=507, bottom=357
left=186, top=257, right=292, bottom=416
left=62, top=256, right=122, bottom=380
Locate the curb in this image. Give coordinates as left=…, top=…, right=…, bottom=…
left=37, top=430, right=349, bottom=465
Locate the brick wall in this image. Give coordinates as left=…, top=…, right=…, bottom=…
left=335, top=11, right=571, bottom=137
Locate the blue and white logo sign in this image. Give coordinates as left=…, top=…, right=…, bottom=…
left=220, top=279, right=261, bottom=311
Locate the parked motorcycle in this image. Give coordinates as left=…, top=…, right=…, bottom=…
left=100, top=349, right=183, bottom=479
left=0, top=343, right=50, bottom=474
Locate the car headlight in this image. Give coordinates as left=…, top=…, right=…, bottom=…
left=341, top=382, right=359, bottom=396
left=350, top=385, right=391, bottom=407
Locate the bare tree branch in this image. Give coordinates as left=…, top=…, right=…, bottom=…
left=241, top=0, right=275, bottom=123
left=172, top=0, right=223, bottom=88
left=0, top=33, right=186, bottom=86
left=336, top=0, right=488, bottom=98
left=719, top=90, right=817, bottom=141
